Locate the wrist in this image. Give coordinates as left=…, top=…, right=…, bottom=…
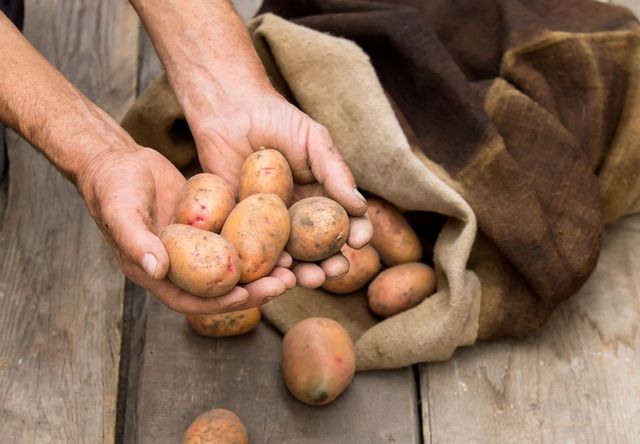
left=168, top=58, right=276, bottom=122
left=37, top=97, right=140, bottom=201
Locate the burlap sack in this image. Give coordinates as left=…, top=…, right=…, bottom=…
left=259, top=0, right=640, bottom=340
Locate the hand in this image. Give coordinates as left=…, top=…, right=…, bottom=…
left=189, top=88, right=374, bottom=288
left=77, top=145, right=294, bottom=314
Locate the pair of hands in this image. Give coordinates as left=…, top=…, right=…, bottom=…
left=79, top=88, right=372, bottom=315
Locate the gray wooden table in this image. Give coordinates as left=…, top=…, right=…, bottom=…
left=1, top=1, right=639, bottom=443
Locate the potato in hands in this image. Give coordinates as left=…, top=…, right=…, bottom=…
left=239, top=148, right=293, bottom=206
left=160, top=224, right=241, bottom=298
left=221, top=193, right=291, bottom=284
left=173, top=173, right=235, bottom=233
left=286, top=197, right=349, bottom=262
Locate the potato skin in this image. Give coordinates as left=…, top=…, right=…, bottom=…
left=186, top=307, right=261, bottom=337
left=173, top=173, right=235, bottom=233
left=239, top=148, right=294, bottom=206
left=160, top=224, right=241, bottom=298
left=182, top=408, right=248, bottom=444
left=367, top=197, right=422, bottom=266
left=321, top=244, right=381, bottom=294
left=282, top=317, right=355, bottom=406
left=221, top=193, right=290, bottom=283
left=286, top=197, right=349, bottom=262
left=367, top=262, right=436, bottom=317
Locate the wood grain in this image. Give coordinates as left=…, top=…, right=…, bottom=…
left=420, top=213, right=640, bottom=444
left=0, top=162, right=6, bottom=231
left=135, top=297, right=420, bottom=444
left=0, top=1, right=139, bottom=443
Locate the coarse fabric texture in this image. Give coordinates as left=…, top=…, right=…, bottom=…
left=258, top=0, right=640, bottom=338
left=121, top=0, right=640, bottom=370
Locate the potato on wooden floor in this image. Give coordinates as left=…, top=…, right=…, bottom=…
left=286, top=197, right=349, bottom=262
left=282, top=317, right=355, bottom=406
left=160, top=224, right=241, bottom=298
left=182, top=408, right=248, bottom=444
left=367, top=196, right=422, bottom=266
left=186, top=307, right=261, bottom=337
left=322, top=244, right=381, bottom=294
left=221, top=193, right=290, bottom=283
left=368, top=262, right=436, bottom=317
left=173, top=173, right=235, bottom=233
left=239, top=148, right=293, bottom=206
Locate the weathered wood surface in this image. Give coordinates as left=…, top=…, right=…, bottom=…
left=135, top=297, right=420, bottom=444
left=420, top=213, right=640, bottom=444
left=0, top=1, right=138, bottom=443
left=0, top=166, right=6, bottom=231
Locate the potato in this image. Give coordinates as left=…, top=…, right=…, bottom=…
left=321, top=244, right=381, bottom=294
left=160, top=224, right=241, bottom=298
left=173, top=173, right=235, bottom=233
left=182, top=408, right=248, bottom=444
left=282, top=317, right=355, bottom=406
left=366, top=197, right=422, bottom=266
left=186, top=307, right=261, bottom=337
left=286, top=197, right=349, bottom=262
left=239, top=148, right=293, bottom=206
left=367, top=262, right=436, bottom=317
left=221, top=193, right=290, bottom=283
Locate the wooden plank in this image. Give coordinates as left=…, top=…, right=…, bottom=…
left=128, top=2, right=419, bottom=442
left=0, top=175, right=5, bottom=230
left=420, top=213, right=640, bottom=444
left=135, top=297, right=420, bottom=444
left=0, top=1, right=139, bottom=443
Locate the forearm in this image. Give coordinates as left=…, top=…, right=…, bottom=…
left=130, top=0, right=273, bottom=121
left=0, top=13, right=135, bottom=188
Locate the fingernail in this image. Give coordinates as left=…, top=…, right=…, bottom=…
left=141, top=253, right=159, bottom=279
left=326, top=272, right=347, bottom=281
left=229, top=295, right=249, bottom=309
left=353, top=188, right=367, bottom=205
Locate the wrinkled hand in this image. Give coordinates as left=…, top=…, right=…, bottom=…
left=77, top=145, right=294, bottom=314
left=189, top=89, right=374, bottom=288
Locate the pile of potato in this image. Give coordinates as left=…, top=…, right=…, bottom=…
left=167, top=148, right=437, bottom=441
left=161, top=148, right=350, bottom=339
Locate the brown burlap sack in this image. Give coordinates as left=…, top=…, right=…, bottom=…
left=260, top=0, right=640, bottom=342
left=121, top=2, right=640, bottom=370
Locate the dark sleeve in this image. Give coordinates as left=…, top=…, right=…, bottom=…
left=1, top=0, right=24, bottom=29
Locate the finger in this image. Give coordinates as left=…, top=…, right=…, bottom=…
left=292, top=262, right=326, bottom=289
left=347, top=215, right=374, bottom=249
left=276, top=251, right=293, bottom=268
left=140, top=274, right=250, bottom=315
left=243, top=276, right=287, bottom=302
left=306, top=123, right=368, bottom=216
left=103, top=199, right=170, bottom=281
left=270, top=266, right=296, bottom=289
left=320, top=253, right=349, bottom=280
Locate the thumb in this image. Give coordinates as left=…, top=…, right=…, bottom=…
left=306, top=123, right=368, bottom=216
left=104, top=203, right=170, bottom=280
